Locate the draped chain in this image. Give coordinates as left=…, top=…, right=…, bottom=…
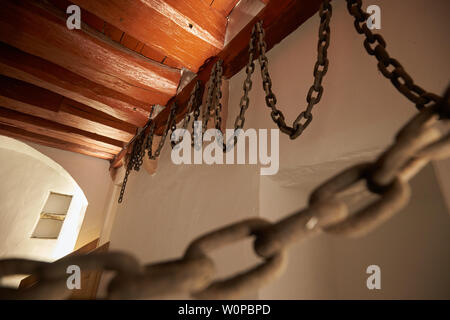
left=345, top=0, right=441, bottom=110
left=256, top=0, right=332, bottom=139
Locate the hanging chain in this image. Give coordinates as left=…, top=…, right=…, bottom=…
left=207, top=24, right=258, bottom=151
left=192, top=83, right=203, bottom=148
left=118, top=129, right=145, bottom=203
left=235, top=25, right=257, bottom=132
left=213, top=61, right=224, bottom=131
left=146, top=121, right=156, bottom=159
left=4, top=88, right=449, bottom=299
left=133, top=130, right=146, bottom=171
left=118, top=104, right=177, bottom=203
left=345, top=0, right=441, bottom=110
left=202, top=64, right=219, bottom=134
left=149, top=103, right=178, bottom=159
left=171, top=81, right=202, bottom=149
left=26, top=0, right=449, bottom=299
left=256, top=0, right=332, bottom=139
left=118, top=106, right=157, bottom=203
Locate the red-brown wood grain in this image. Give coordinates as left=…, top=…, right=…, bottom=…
left=165, top=0, right=322, bottom=129
left=0, top=43, right=150, bottom=127
left=71, top=0, right=227, bottom=72
left=0, top=0, right=181, bottom=105
left=0, top=107, right=123, bottom=155
left=210, top=0, right=241, bottom=17
left=0, top=75, right=135, bottom=142
left=110, top=0, right=322, bottom=167
left=0, top=123, right=114, bottom=160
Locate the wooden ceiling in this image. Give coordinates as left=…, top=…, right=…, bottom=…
left=0, top=0, right=243, bottom=160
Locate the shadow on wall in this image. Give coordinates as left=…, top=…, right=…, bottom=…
left=0, top=136, right=88, bottom=287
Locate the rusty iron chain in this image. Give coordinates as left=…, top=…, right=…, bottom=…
left=202, top=64, right=220, bottom=134
left=149, top=103, right=178, bottom=160
left=118, top=127, right=147, bottom=204
left=206, top=24, right=258, bottom=152
left=3, top=87, right=448, bottom=299
left=171, top=81, right=202, bottom=149
left=118, top=104, right=177, bottom=203
left=117, top=0, right=445, bottom=203
left=345, top=0, right=442, bottom=110
left=213, top=60, right=224, bottom=132
left=256, top=0, right=332, bottom=139
left=192, top=83, right=203, bottom=149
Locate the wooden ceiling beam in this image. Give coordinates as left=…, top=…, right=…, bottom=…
left=0, top=0, right=181, bottom=106
left=110, top=0, right=322, bottom=168
left=0, top=123, right=114, bottom=160
left=0, top=43, right=151, bottom=127
left=71, top=0, right=227, bottom=72
left=0, top=107, right=123, bottom=155
left=0, top=75, right=135, bottom=142
left=158, top=0, right=322, bottom=132
left=210, top=0, right=242, bottom=17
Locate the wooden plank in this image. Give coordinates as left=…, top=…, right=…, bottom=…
left=141, top=45, right=166, bottom=64
left=104, top=22, right=124, bottom=43
left=110, top=0, right=322, bottom=168
left=18, top=238, right=109, bottom=299
left=210, top=0, right=241, bottom=16
left=0, top=75, right=135, bottom=142
left=165, top=0, right=322, bottom=128
left=69, top=241, right=109, bottom=300
left=0, top=43, right=150, bottom=127
left=0, top=107, right=123, bottom=154
left=71, top=0, right=227, bottom=72
left=0, top=124, right=114, bottom=160
left=0, top=0, right=181, bottom=105
left=120, top=34, right=141, bottom=52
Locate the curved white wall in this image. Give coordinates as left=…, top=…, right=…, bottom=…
left=0, top=136, right=87, bottom=266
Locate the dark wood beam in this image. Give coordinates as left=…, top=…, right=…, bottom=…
left=71, top=0, right=227, bottom=71
left=0, top=107, right=123, bottom=155
left=0, top=75, right=136, bottom=142
left=0, top=124, right=114, bottom=160
left=0, top=42, right=150, bottom=127
left=0, top=0, right=181, bottom=106
left=110, top=0, right=322, bottom=168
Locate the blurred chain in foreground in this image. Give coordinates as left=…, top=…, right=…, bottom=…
left=1, top=87, right=448, bottom=300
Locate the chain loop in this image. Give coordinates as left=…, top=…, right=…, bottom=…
left=256, top=0, right=332, bottom=139
left=171, top=82, right=202, bottom=149
left=345, top=0, right=442, bottom=110
left=206, top=23, right=258, bottom=152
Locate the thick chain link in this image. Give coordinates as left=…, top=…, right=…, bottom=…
left=24, top=0, right=449, bottom=299
left=257, top=0, right=332, bottom=139
left=345, top=0, right=441, bottom=110
left=5, top=88, right=448, bottom=299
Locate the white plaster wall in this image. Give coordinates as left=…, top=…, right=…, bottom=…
left=225, top=0, right=449, bottom=298
left=108, top=114, right=262, bottom=299
left=27, top=142, right=114, bottom=248
left=0, top=136, right=87, bottom=267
